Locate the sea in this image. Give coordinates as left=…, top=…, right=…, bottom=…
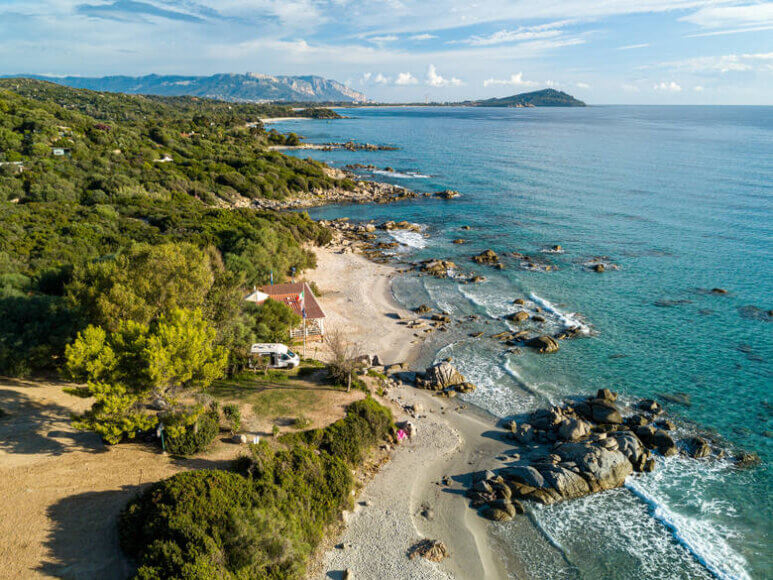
left=271, top=106, right=772, bottom=580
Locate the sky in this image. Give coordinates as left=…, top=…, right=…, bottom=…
left=1, top=0, right=772, bottom=104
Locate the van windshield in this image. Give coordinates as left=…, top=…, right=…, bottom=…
left=286, top=351, right=296, bottom=358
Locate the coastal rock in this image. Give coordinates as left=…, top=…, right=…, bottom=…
left=529, top=407, right=564, bottom=431
left=557, top=417, right=592, bottom=441
left=504, top=465, right=545, bottom=488
left=434, top=189, right=461, bottom=199
left=683, top=436, right=711, bottom=459
left=589, top=399, right=623, bottom=425
left=652, top=429, right=678, bottom=457
left=408, top=539, right=449, bottom=562
left=416, top=361, right=466, bottom=391
left=597, top=388, right=618, bottom=402
left=506, top=311, right=530, bottom=323
left=658, top=392, right=691, bottom=407
left=472, top=249, right=501, bottom=266
left=525, top=335, right=560, bottom=354
left=419, top=259, right=457, bottom=278
left=553, top=441, right=633, bottom=492
left=513, top=298, right=526, bottom=305
left=638, top=399, right=662, bottom=414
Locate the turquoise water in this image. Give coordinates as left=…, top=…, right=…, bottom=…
left=273, top=106, right=772, bottom=579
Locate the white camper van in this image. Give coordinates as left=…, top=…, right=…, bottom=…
left=249, top=343, right=301, bottom=369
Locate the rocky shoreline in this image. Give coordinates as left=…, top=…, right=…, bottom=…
left=407, top=360, right=759, bottom=523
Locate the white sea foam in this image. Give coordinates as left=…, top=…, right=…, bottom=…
left=423, top=279, right=460, bottom=315
left=388, top=229, right=427, bottom=249
left=625, top=460, right=751, bottom=580
left=457, top=284, right=512, bottom=319
left=529, top=292, right=591, bottom=334
left=372, top=169, right=430, bottom=179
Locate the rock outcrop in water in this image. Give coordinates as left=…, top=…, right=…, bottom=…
left=465, top=389, right=750, bottom=521
left=415, top=361, right=476, bottom=395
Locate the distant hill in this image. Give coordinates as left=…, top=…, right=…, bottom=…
left=472, top=89, right=586, bottom=107
left=8, top=73, right=369, bottom=103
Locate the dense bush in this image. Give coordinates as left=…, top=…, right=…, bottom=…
left=120, top=398, right=393, bottom=579
left=164, top=410, right=221, bottom=456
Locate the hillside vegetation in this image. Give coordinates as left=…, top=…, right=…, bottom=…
left=473, top=88, right=586, bottom=107
left=0, top=79, right=341, bottom=438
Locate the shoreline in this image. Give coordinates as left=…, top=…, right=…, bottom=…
left=307, top=243, right=515, bottom=579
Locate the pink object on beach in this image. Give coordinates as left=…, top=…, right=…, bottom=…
left=397, top=429, right=407, bottom=441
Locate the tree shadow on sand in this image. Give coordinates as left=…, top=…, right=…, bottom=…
left=0, top=386, right=105, bottom=456
left=37, top=486, right=139, bottom=579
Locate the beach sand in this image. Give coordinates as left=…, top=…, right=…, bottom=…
left=308, top=246, right=513, bottom=580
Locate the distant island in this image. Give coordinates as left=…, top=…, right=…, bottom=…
left=466, top=89, right=586, bottom=107
left=4, top=72, right=369, bottom=103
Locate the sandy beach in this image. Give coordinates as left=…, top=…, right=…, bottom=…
left=307, top=245, right=513, bottom=579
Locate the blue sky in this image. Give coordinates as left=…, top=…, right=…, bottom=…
left=1, top=1, right=771, bottom=104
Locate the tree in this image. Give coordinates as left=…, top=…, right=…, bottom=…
left=324, top=328, right=362, bottom=392
left=247, top=298, right=301, bottom=343
left=65, top=308, right=228, bottom=443
left=67, top=242, right=215, bottom=331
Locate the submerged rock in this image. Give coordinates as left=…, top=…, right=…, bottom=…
left=525, top=335, right=560, bottom=354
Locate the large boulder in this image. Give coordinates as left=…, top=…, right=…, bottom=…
left=683, top=436, right=711, bottom=459
left=538, top=464, right=591, bottom=500
left=503, top=465, right=545, bottom=489
left=589, top=399, right=623, bottom=425
left=652, top=429, right=678, bottom=457
left=525, top=335, right=560, bottom=354
left=530, top=407, right=564, bottom=431
left=472, top=249, right=500, bottom=266
left=554, top=441, right=633, bottom=492
left=417, top=361, right=465, bottom=391
left=507, top=311, right=530, bottom=323
left=610, top=431, right=650, bottom=471
left=557, top=417, right=592, bottom=441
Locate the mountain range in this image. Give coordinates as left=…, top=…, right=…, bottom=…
left=10, top=73, right=369, bottom=103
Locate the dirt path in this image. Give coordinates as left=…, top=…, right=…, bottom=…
left=0, top=378, right=234, bottom=579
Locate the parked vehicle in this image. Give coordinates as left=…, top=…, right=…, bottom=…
left=249, top=343, right=300, bottom=369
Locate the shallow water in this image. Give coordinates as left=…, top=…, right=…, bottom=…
left=273, top=106, right=773, bottom=579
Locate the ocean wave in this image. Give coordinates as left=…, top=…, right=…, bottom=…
left=372, top=169, right=430, bottom=179
left=457, top=284, right=512, bottom=319
left=423, top=279, right=460, bottom=315
left=388, top=229, right=427, bottom=249
left=626, top=474, right=751, bottom=580
left=529, top=293, right=591, bottom=334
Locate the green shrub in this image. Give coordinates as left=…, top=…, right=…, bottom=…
left=223, top=403, right=241, bottom=433
left=292, top=415, right=311, bottom=430
left=165, top=410, right=220, bottom=456
left=119, top=470, right=304, bottom=580
left=119, top=398, right=394, bottom=579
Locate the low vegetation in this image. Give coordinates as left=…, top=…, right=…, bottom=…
left=119, top=398, right=394, bottom=579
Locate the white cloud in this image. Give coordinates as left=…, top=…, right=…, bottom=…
left=464, top=20, right=572, bottom=46
left=693, top=85, right=705, bottom=92
left=370, top=35, right=399, bottom=43
left=410, top=33, right=437, bottom=40
left=617, top=43, right=650, bottom=50
left=576, top=82, right=590, bottom=89
left=654, top=81, right=682, bottom=92
left=622, top=83, right=641, bottom=92
left=658, top=52, right=773, bottom=73
left=373, top=73, right=391, bottom=84
left=681, top=4, right=773, bottom=36
left=483, top=72, right=538, bottom=88
left=426, top=64, right=463, bottom=87
left=395, top=72, right=418, bottom=85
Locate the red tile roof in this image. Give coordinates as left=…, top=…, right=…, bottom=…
left=257, top=282, right=325, bottom=319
